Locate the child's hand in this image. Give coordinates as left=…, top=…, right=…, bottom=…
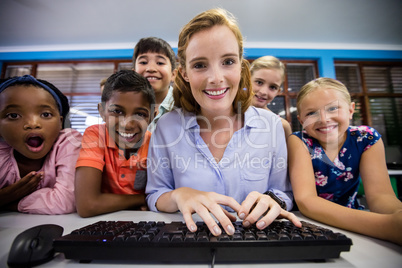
left=172, top=187, right=241, bottom=236
left=238, top=191, right=302, bottom=229
left=17, top=171, right=43, bottom=195
left=11, top=171, right=43, bottom=200
left=0, top=171, right=43, bottom=208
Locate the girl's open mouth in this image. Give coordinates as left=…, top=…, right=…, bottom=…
left=25, top=136, right=44, bottom=152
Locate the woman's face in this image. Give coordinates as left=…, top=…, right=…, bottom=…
left=252, top=68, right=283, bottom=109
left=180, top=25, right=242, bottom=117
left=0, top=85, right=62, bottom=160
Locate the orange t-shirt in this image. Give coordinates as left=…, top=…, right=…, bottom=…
left=76, top=124, right=151, bottom=194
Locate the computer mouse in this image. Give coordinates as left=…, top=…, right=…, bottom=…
left=7, top=224, right=64, bottom=268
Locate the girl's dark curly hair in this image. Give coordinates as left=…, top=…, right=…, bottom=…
left=0, top=75, right=71, bottom=128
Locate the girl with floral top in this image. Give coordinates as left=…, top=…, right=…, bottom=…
left=288, top=77, right=402, bottom=245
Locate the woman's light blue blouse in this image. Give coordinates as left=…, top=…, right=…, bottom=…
left=146, top=107, right=293, bottom=212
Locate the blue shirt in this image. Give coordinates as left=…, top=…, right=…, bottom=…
left=146, top=106, right=293, bottom=212
left=293, top=126, right=381, bottom=209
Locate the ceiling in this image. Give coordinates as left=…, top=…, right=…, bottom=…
left=0, top=0, right=402, bottom=52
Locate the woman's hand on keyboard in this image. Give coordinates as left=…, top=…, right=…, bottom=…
left=238, top=191, right=302, bottom=229
left=171, top=187, right=241, bottom=236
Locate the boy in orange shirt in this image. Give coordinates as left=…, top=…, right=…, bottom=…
left=75, top=70, right=155, bottom=217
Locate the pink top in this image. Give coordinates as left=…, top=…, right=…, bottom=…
left=0, top=128, right=82, bottom=214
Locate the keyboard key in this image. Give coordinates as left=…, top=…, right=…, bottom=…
left=139, top=234, right=152, bottom=242
left=257, top=233, right=268, bottom=240
left=290, top=234, right=303, bottom=240
left=113, top=235, right=126, bottom=242
left=184, top=233, right=196, bottom=242
left=278, top=234, right=290, bottom=240
left=218, top=234, right=231, bottom=241
left=126, top=234, right=140, bottom=242
left=244, top=233, right=256, bottom=240
left=171, top=234, right=183, bottom=242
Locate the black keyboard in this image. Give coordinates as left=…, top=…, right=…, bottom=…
left=53, top=220, right=352, bottom=264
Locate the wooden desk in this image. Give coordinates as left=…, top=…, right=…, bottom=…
left=0, top=211, right=401, bottom=267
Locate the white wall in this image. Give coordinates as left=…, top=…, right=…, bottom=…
left=0, top=0, right=401, bottom=52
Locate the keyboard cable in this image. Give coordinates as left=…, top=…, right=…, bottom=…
left=210, top=248, right=216, bottom=268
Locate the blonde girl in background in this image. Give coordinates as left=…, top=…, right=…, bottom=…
left=250, top=56, right=292, bottom=137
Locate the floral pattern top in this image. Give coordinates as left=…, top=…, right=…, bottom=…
left=293, top=126, right=381, bottom=209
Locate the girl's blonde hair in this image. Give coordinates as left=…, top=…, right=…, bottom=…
left=173, top=8, right=252, bottom=114
left=296, top=77, right=351, bottom=114
left=250, top=56, right=286, bottom=87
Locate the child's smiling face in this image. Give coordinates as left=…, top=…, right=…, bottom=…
left=298, top=87, right=355, bottom=148
left=0, top=85, right=63, bottom=160
left=135, top=52, right=176, bottom=96
left=98, top=91, right=151, bottom=150
left=252, top=68, right=283, bottom=109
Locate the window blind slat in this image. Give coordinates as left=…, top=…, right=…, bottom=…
left=335, top=64, right=362, bottom=93
left=4, top=66, right=32, bottom=78
left=286, top=63, right=316, bottom=93
left=37, top=63, right=114, bottom=134
left=363, top=66, right=402, bottom=93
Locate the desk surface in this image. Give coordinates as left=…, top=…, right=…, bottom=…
left=388, top=169, right=402, bottom=176
left=0, top=210, right=401, bottom=268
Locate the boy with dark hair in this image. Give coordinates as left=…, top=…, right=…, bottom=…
left=133, top=37, right=177, bottom=132
left=75, top=70, right=155, bottom=217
